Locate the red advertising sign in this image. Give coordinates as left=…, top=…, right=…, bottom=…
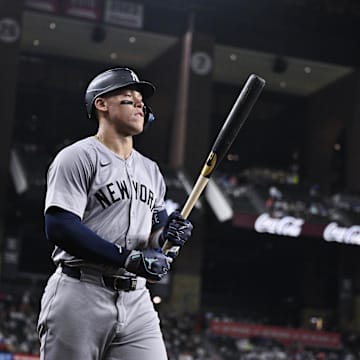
left=209, top=321, right=342, bottom=349
left=64, top=0, right=102, bottom=20
left=14, top=354, right=40, bottom=360
left=25, top=0, right=58, bottom=12
left=233, top=212, right=360, bottom=246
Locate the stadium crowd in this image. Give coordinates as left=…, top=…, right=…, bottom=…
left=0, top=288, right=359, bottom=359
left=0, top=290, right=39, bottom=355
left=214, top=166, right=360, bottom=226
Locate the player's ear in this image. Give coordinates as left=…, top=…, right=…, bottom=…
left=94, top=97, right=107, bottom=113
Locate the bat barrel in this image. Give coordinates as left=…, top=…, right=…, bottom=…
left=200, top=74, right=266, bottom=180
left=211, top=74, right=266, bottom=167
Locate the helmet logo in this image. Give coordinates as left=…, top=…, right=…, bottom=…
left=129, top=70, right=139, bottom=82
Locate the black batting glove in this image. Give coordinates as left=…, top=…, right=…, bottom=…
left=160, top=211, right=193, bottom=248
left=124, top=249, right=171, bottom=282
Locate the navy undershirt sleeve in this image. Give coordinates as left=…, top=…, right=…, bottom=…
left=45, top=207, right=131, bottom=268
left=152, top=209, right=168, bottom=231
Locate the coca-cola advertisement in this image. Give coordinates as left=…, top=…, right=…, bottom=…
left=254, top=213, right=304, bottom=237
left=233, top=212, right=360, bottom=246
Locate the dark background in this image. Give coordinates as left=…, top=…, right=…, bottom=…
left=2, top=0, right=360, bottom=333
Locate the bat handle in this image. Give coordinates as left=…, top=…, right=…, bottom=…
left=162, top=175, right=209, bottom=254
left=181, top=175, right=209, bottom=219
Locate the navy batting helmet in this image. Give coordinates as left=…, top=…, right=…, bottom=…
left=85, top=67, right=155, bottom=124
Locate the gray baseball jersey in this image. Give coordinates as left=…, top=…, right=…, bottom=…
left=45, top=136, right=166, bottom=273
left=38, top=136, right=169, bottom=360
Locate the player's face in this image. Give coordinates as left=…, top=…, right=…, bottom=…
left=101, top=88, right=145, bottom=136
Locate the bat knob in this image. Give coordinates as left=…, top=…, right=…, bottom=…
left=164, top=246, right=180, bottom=258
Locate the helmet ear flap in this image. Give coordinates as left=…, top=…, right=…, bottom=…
left=144, top=105, right=155, bottom=129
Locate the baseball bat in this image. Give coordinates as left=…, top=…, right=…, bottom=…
left=163, top=74, right=266, bottom=253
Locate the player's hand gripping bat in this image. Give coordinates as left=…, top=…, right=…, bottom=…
left=162, top=74, right=266, bottom=254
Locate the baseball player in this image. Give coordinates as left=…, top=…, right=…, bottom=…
left=36, top=67, right=193, bottom=360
